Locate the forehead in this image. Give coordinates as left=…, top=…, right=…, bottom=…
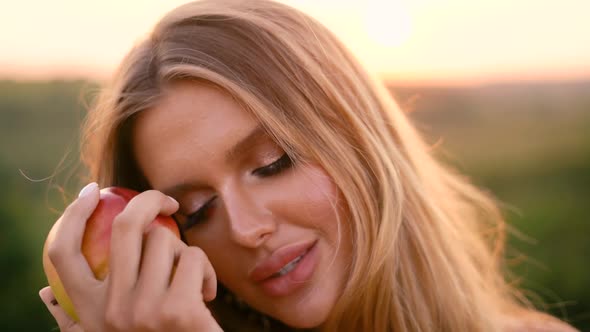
left=131, top=81, right=258, bottom=187
left=135, top=80, right=256, bottom=138
left=150, top=81, right=253, bottom=126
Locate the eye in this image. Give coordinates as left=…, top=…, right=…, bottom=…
left=181, top=196, right=217, bottom=231
left=179, top=153, right=292, bottom=232
left=252, top=153, right=293, bottom=177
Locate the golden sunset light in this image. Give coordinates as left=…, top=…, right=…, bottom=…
left=364, top=0, right=413, bottom=48
left=1, top=0, right=589, bottom=84
left=3, top=2, right=590, bottom=331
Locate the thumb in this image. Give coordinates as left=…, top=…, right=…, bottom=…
left=39, top=286, right=84, bottom=332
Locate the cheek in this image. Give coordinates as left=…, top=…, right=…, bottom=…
left=184, top=230, right=243, bottom=288
left=183, top=223, right=232, bottom=263
left=181, top=165, right=345, bottom=280
left=290, top=166, right=343, bottom=228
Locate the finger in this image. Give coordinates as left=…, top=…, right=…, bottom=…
left=168, top=246, right=217, bottom=303
left=135, top=226, right=184, bottom=300
left=108, top=190, right=179, bottom=301
left=47, top=183, right=101, bottom=298
left=39, top=286, right=84, bottom=332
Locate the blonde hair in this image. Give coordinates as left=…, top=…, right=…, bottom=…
left=81, top=0, right=528, bottom=330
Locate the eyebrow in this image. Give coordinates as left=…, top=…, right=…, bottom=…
left=161, top=124, right=267, bottom=197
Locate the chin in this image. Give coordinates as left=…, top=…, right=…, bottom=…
left=280, top=313, right=327, bottom=330
left=270, top=293, right=335, bottom=329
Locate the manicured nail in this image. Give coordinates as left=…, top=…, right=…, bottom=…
left=79, top=182, right=98, bottom=198
left=168, top=196, right=179, bottom=205
left=39, top=287, right=56, bottom=306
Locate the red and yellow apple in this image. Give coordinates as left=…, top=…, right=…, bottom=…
left=42, top=187, right=180, bottom=321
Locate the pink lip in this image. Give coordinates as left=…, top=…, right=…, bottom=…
left=249, top=240, right=317, bottom=282
left=257, top=240, right=319, bottom=297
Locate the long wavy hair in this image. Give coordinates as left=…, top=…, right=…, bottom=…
left=80, top=0, right=528, bottom=330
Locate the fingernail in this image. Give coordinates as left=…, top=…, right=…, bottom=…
left=168, top=196, right=179, bottom=205
left=39, top=287, right=56, bottom=305
left=78, top=182, right=98, bottom=198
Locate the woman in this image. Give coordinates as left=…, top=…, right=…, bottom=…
left=39, top=0, right=577, bottom=331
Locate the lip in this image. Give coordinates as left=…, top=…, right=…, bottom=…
left=257, top=240, right=319, bottom=297
left=249, top=239, right=317, bottom=282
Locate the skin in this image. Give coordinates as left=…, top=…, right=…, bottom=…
left=133, top=81, right=352, bottom=328
left=41, top=185, right=220, bottom=332
left=40, top=80, right=352, bottom=331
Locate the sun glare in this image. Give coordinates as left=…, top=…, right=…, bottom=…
left=363, top=0, right=413, bottom=48
left=1, top=0, right=588, bottom=83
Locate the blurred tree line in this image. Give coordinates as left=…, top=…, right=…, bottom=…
left=1, top=80, right=588, bottom=331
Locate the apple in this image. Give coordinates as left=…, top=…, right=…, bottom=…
left=42, top=187, right=181, bottom=321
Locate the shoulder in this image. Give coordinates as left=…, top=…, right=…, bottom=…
left=500, top=309, right=579, bottom=332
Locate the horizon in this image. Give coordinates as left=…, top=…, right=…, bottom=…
left=1, top=0, right=589, bottom=85
left=3, top=75, right=589, bottom=91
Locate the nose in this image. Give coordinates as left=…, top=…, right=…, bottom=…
left=222, top=187, right=276, bottom=248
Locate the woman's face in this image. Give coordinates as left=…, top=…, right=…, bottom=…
left=132, top=81, right=352, bottom=328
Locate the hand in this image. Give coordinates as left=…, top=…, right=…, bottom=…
left=40, top=186, right=223, bottom=332
left=39, top=285, right=84, bottom=332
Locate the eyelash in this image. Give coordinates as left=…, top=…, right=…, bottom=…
left=181, top=153, right=293, bottom=231
left=252, top=153, right=293, bottom=177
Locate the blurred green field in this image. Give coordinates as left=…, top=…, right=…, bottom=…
left=1, top=80, right=588, bottom=331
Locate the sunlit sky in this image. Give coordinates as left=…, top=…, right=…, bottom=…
left=1, top=0, right=589, bottom=85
